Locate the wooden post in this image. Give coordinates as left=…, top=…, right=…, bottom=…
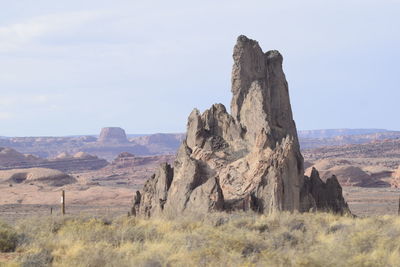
left=61, top=190, right=65, bottom=215
left=50, top=207, right=53, bottom=215
left=398, top=195, right=400, bottom=216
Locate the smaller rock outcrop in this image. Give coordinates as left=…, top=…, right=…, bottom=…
left=300, top=168, right=350, bottom=214
left=98, top=127, right=129, bottom=144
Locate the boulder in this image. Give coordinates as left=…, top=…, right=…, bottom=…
left=136, top=35, right=350, bottom=217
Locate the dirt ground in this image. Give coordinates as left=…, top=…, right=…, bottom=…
left=343, top=186, right=400, bottom=216
left=0, top=182, right=135, bottom=224
left=1, top=186, right=399, bottom=224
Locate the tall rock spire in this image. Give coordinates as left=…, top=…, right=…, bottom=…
left=231, top=35, right=298, bottom=147
left=134, top=35, right=350, bottom=217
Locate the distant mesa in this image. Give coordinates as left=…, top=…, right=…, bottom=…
left=98, top=127, right=129, bottom=144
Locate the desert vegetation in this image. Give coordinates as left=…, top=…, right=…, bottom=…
left=0, top=212, right=400, bottom=266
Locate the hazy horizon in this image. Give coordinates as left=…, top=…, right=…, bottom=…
left=1, top=128, right=398, bottom=138
left=1, top=0, right=399, bottom=136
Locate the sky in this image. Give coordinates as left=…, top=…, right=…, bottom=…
left=0, top=0, right=399, bottom=136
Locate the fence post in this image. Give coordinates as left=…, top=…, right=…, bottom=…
left=61, top=190, right=65, bottom=215
left=398, top=195, right=400, bottom=216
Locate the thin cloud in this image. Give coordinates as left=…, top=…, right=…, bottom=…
left=0, top=94, right=55, bottom=107
left=0, top=10, right=109, bottom=52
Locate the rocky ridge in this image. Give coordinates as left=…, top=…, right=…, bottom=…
left=0, top=167, right=76, bottom=186
left=134, top=36, right=350, bottom=217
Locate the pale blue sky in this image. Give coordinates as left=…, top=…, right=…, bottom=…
left=0, top=0, right=399, bottom=136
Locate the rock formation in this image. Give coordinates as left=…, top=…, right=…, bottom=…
left=98, top=127, right=129, bottom=143
left=134, top=35, right=350, bottom=217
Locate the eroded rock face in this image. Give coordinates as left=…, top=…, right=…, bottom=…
left=98, top=127, right=128, bottom=143
left=136, top=35, right=349, bottom=217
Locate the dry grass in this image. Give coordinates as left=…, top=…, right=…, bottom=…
left=1, top=212, right=400, bottom=266
left=0, top=221, right=18, bottom=253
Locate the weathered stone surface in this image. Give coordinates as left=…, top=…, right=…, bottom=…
left=98, top=127, right=128, bottom=143
left=136, top=35, right=350, bottom=216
